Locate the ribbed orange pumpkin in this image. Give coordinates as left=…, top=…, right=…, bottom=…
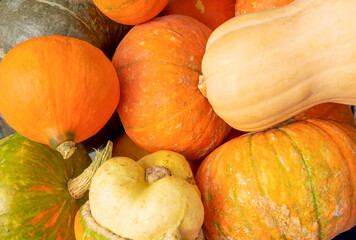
left=113, top=15, right=231, bottom=161
left=92, top=0, right=169, bottom=25
left=0, top=35, right=119, bottom=158
left=160, top=0, right=235, bottom=30
left=196, top=118, right=356, bottom=239
left=235, top=0, right=295, bottom=15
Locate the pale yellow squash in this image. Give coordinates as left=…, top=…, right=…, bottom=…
left=89, top=150, right=204, bottom=240
left=199, top=0, right=356, bottom=131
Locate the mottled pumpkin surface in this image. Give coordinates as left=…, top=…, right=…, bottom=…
left=113, top=15, right=230, bottom=161
left=0, top=134, right=92, bottom=239
left=196, top=119, right=356, bottom=240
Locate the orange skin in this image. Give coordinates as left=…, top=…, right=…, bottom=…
left=0, top=36, right=119, bottom=149
left=112, top=133, right=150, bottom=161
left=93, top=0, right=169, bottom=25
left=160, top=0, right=235, bottom=30
left=293, top=103, right=355, bottom=127
left=196, top=119, right=356, bottom=239
left=235, top=0, right=295, bottom=15
left=223, top=103, right=354, bottom=143
left=113, top=15, right=231, bottom=161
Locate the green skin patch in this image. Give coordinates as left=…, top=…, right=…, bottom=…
left=78, top=201, right=122, bottom=240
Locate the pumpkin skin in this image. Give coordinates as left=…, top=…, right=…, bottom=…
left=0, top=0, right=130, bottom=61
left=113, top=15, right=231, bottom=161
left=196, top=119, right=356, bottom=240
left=0, top=133, right=92, bottom=240
left=224, top=103, right=355, bottom=143
left=235, top=0, right=295, bottom=15
left=89, top=151, right=204, bottom=239
left=112, top=133, right=150, bottom=161
left=199, top=0, right=356, bottom=132
left=160, top=0, right=235, bottom=30
left=92, top=0, right=169, bottom=25
left=0, top=35, right=120, bottom=158
left=293, top=103, right=355, bottom=127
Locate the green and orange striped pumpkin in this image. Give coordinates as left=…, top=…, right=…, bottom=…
left=196, top=119, right=356, bottom=240
left=0, top=133, right=95, bottom=239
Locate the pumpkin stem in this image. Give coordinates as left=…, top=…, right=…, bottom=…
left=198, top=75, right=207, bottom=97
left=68, top=141, right=113, bottom=199
left=145, top=165, right=171, bottom=183
left=56, top=140, right=77, bottom=159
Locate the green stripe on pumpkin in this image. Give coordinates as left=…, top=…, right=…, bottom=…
left=0, top=133, right=91, bottom=240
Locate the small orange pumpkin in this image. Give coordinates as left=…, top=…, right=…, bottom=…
left=160, top=0, right=235, bottom=30
left=92, top=0, right=169, bottom=25
left=112, top=133, right=150, bottom=161
left=113, top=15, right=231, bottom=161
left=0, top=35, right=119, bottom=158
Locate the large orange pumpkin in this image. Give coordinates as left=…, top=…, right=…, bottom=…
left=113, top=15, right=231, bottom=161
left=92, top=0, right=169, bottom=25
left=0, top=35, right=119, bottom=158
left=196, top=118, right=356, bottom=239
left=160, top=0, right=235, bottom=30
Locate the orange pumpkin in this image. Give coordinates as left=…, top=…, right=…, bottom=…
left=113, top=15, right=231, bottom=161
left=224, top=103, right=355, bottom=143
left=160, top=0, right=235, bottom=30
left=196, top=118, right=356, bottom=239
left=235, top=0, right=295, bottom=15
left=92, top=0, right=169, bottom=25
left=0, top=35, right=119, bottom=158
left=293, top=103, right=355, bottom=127
left=112, top=133, right=150, bottom=160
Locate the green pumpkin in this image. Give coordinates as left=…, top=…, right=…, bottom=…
left=0, top=133, right=110, bottom=239
left=0, top=0, right=131, bottom=61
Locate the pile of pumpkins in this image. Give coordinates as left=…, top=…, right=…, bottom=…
left=0, top=0, right=355, bottom=239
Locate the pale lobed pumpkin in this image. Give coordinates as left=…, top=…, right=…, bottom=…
left=89, top=151, right=204, bottom=240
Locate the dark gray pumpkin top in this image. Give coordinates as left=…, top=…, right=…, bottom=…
left=0, top=0, right=131, bottom=61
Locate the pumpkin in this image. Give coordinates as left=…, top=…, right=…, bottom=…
left=0, top=133, right=112, bottom=239
left=0, top=0, right=130, bottom=143
left=198, top=0, right=356, bottom=132
left=160, top=0, right=235, bottom=30
left=76, top=150, right=204, bottom=239
left=92, top=0, right=169, bottom=25
left=112, top=133, right=150, bottom=161
left=224, top=103, right=355, bottom=143
left=196, top=118, right=356, bottom=239
left=293, top=103, right=355, bottom=127
left=0, top=0, right=130, bottom=61
left=112, top=133, right=204, bottom=175
left=235, top=0, right=295, bottom=15
left=0, top=35, right=119, bottom=159
left=113, top=15, right=231, bottom=161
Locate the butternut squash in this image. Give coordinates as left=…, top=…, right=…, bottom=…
left=199, top=0, right=356, bottom=131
